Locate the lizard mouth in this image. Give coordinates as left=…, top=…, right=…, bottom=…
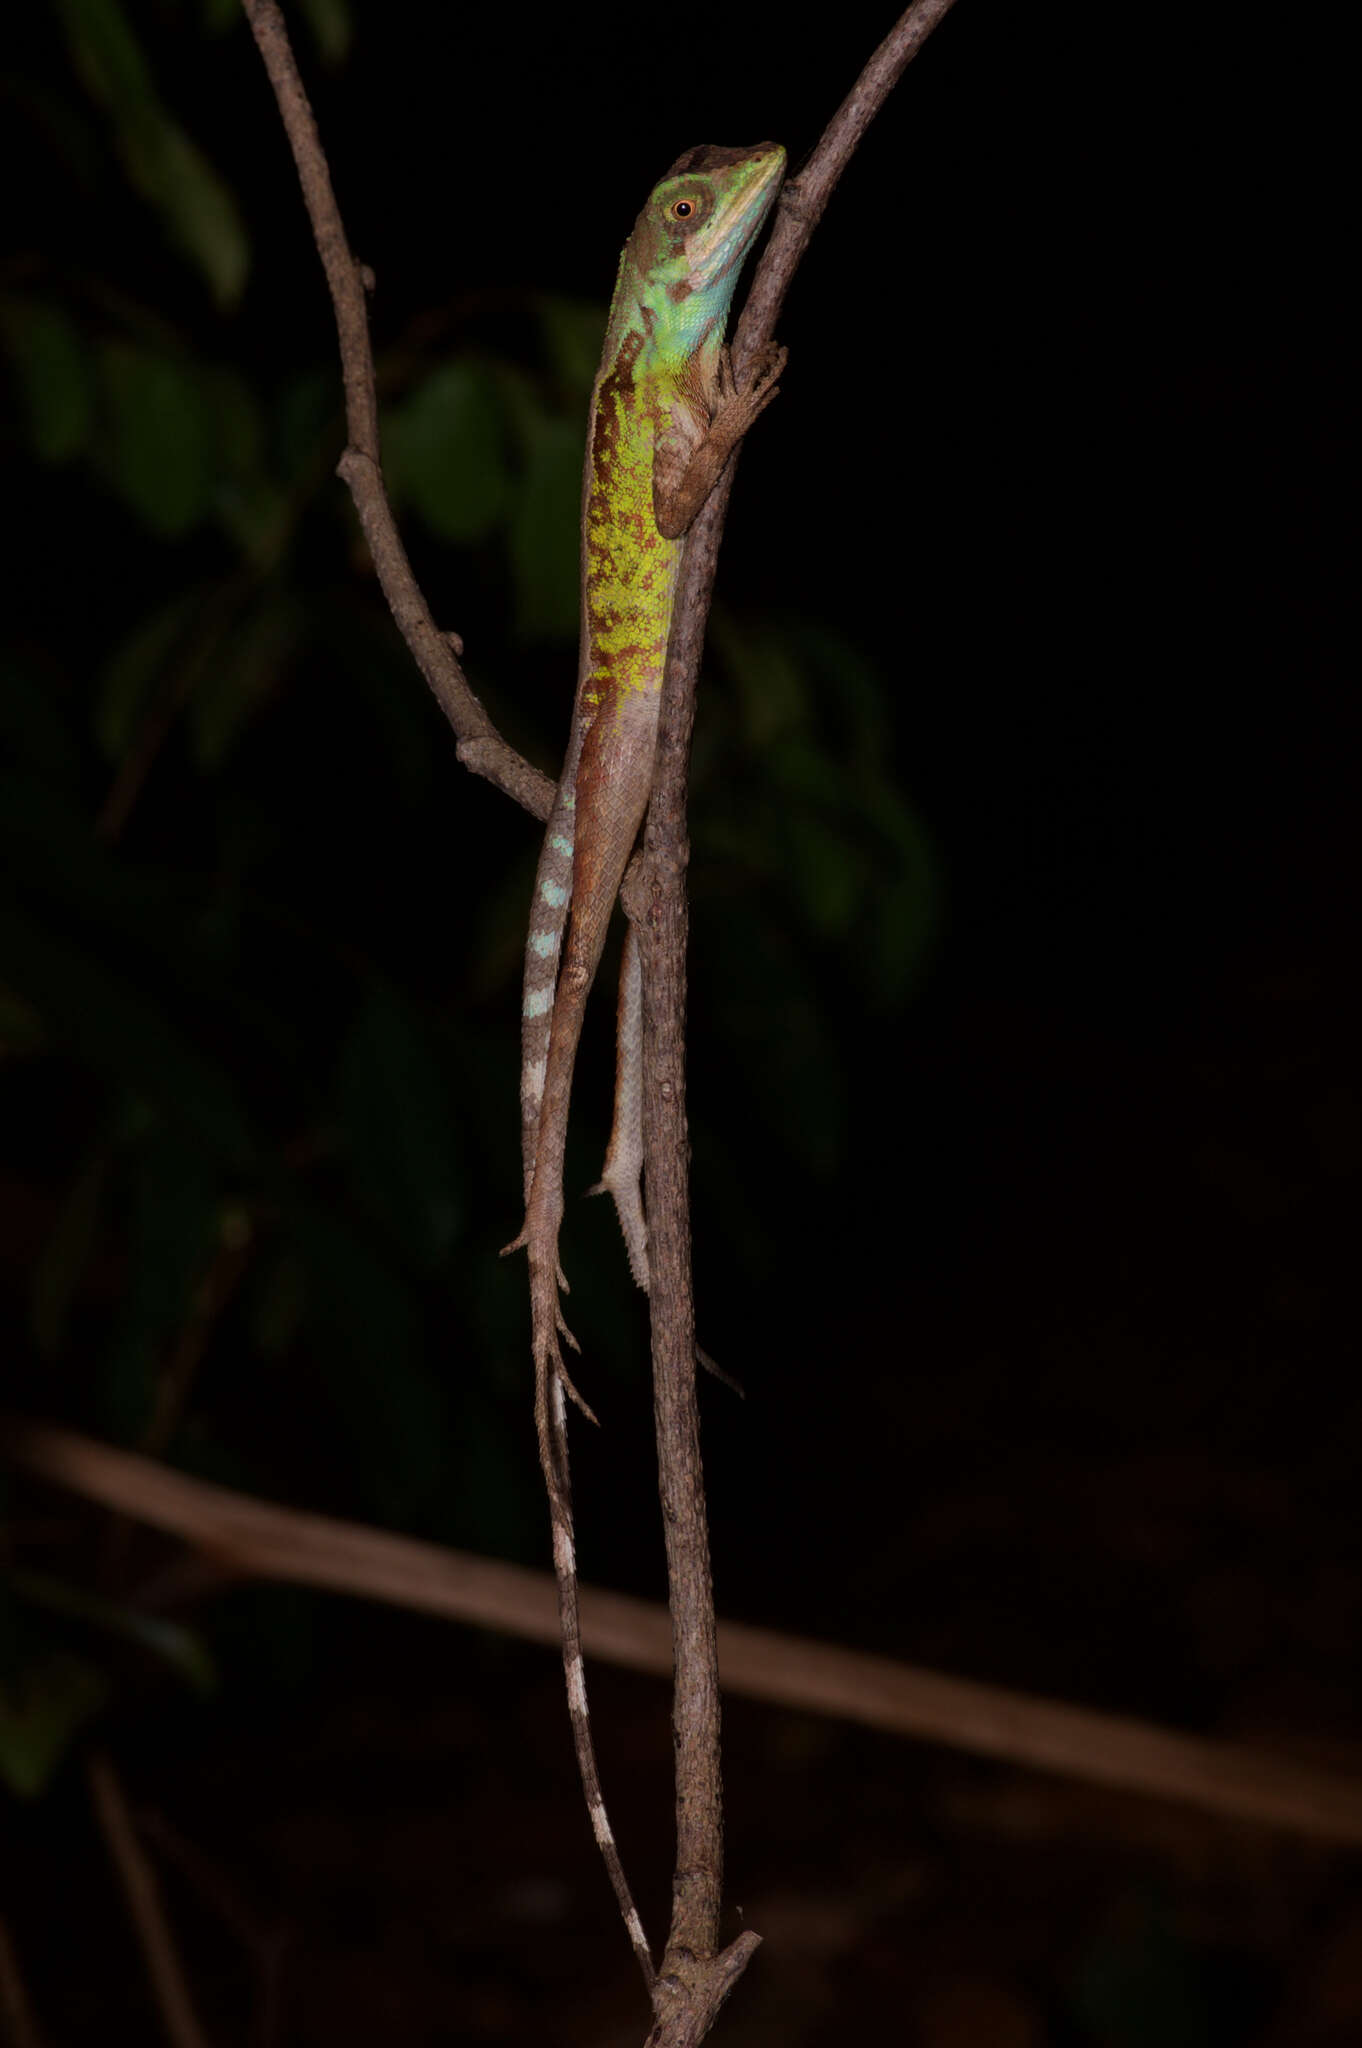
left=689, top=144, right=785, bottom=294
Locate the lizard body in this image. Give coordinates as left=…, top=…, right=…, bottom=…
left=504, top=143, right=785, bottom=1982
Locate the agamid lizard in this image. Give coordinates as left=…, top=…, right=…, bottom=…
left=504, top=143, right=786, bottom=1983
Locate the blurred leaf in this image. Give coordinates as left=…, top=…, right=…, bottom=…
left=297, top=0, right=354, bottom=65
left=0, top=656, right=83, bottom=796
left=778, top=795, right=864, bottom=937
left=274, top=367, right=338, bottom=481
left=103, top=1135, right=222, bottom=1440
left=32, top=1145, right=109, bottom=1360
left=0, top=297, right=95, bottom=461
left=0, top=990, right=44, bottom=1053
left=0, top=903, right=256, bottom=1169
left=0, top=1650, right=109, bottom=1798
left=313, top=595, right=437, bottom=808
left=858, top=777, right=943, bottom=1008
left=141, top=119, right=251, bottom=308
left=96, top=586, right=203, bottom=760
left=98, top=340, right=213, bottom=535
left=535, top=295, right=606, bottom=401
left=202, top=363, right=267, bottom=486
left=1070, top=1894, right=1217, bottom=2048
left=385, top=361, right=509, bottom=545
left=699, top=614, right=942, bottom=1007
left=287, top=1198, right=451, bottom=1523
left=711, top=610, right=810, bottom=747
left=699, top=912, right=846, bottom=1174
left=508, top=413, right=580, bottom=641
left=336, top=983, right=466, bottom=1268
left=55, top=0, right=250, bottom=306
left=203, top=364, right=287, bottom=560
left=249, top=1248, right=307, bottom=1358
left=6, top=1570, right=216, bottom=1694
left=189, top=595, right=297, bottom=769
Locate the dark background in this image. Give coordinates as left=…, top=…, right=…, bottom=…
left=1, top=0, right=1356, bottom=2041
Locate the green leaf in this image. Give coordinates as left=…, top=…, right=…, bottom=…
left=710, top=611, right=810, bottom=747
left=55, top=0, right=250, bottom=306
left=249, top=1249, right=307, bottom=1358
left=700, top=913, right=847, bottom=1174
left=335, top=984, right=466, bottom=1268
left=202, top=363, right=267, bottom=486
left=189, top=596, right=297, bottom=769
left=0, top=655, right=84, bottom=796
left=508, top=413, right=581, bottom=642
left=0, top=1651, right=109, bottom=1798
left=0, top=298, right=95, bottom=461
left=0, top=903, right=256, bottom=1170
left=143, top=119, right=251, bottom=309
left=385, top=361, right=510, bottom=545
left=274, top=368, right=338, bottom=481
left=103, top=1136, right=222, bottom=1441
left=287, top=1198, right=451, bottom=1523
left=297, top=0, right=354, bottom=65
left=535, top=295, right=606, bottom=401
left=99, top=341, right=213, bottom=536
left=0, top=991, right=44, bottom=1054
left=96, top=587, right=203, bottom=761
left=6, top=1571, right=216, bottom=1695
left=32, top=1146, right=109, bottom=1360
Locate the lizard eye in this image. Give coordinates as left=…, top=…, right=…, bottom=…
left=670, top=197, right=696, bottom=220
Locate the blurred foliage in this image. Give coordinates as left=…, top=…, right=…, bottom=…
left=0, top=0, right=936, bottom=1793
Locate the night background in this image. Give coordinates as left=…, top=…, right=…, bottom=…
left=1, top=0, right=1356, bottom=2042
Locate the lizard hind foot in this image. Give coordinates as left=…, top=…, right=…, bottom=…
left=529, top=1245, right=598, bottom=1424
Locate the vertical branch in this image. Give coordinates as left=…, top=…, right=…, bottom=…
left=0, top=1915, right=45, bottom=2048
left=638, top=3, right=961, bottom=2032
left=87, top=1751, right=213, bottom=2048
left=237, top=1, right=961, bottom=2036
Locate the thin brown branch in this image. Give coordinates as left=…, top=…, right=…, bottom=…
left=0, top=1914, right=45, bottom=2048
left=135, top=1812, right=288, bottom=2048
left=237, top=0, right=553, bottom=825
left=637, top=1, right=961, bottom=2027
left=86, top=1749, right=213, bottom=2048
left=10, top=1420, right=1362, bottom=1849
left=240, top=5, right=965, bottom=2037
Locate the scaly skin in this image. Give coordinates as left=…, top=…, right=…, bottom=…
left=511, top=141, right=786, bottom=1375
left=504, top=143, right=786, bottom=1987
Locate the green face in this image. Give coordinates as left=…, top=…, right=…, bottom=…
left=631, top=142, right=785, bottom=311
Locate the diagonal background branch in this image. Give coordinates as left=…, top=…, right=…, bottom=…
left=9, top=1417, right=1362, bottom=1850
left=636, top=1, right=961, bottom=2023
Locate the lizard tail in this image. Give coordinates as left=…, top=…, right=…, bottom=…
left=536, top=1364, right=656, bottom=1993
left=520, top=756, right=582, bottom=1201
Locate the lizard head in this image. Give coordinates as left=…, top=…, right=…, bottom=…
left=623, top=142, right=785, bottom=331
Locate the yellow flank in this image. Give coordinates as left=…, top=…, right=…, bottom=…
left=581, top=349, right=680, bottom=720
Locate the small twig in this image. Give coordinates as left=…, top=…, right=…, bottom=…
left=101, top=1208, right=255, bottom=1592
left=86, top=1749, right=213, bottom=2048
left=238, top=0, right=553, bottom=825
left=135, top=1813, right=288, bottom=2048
left=0, top=1914, right=45, bottom=2048
left=12, top=1420, right=1362, bottom=1849
left=638, top=2, right=960, bottom=2025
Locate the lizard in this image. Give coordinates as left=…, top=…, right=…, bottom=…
left=503, top=142, right=786, bottom=1985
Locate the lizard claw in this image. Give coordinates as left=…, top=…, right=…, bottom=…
left=522, top=1224, right=598, bottom=1424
